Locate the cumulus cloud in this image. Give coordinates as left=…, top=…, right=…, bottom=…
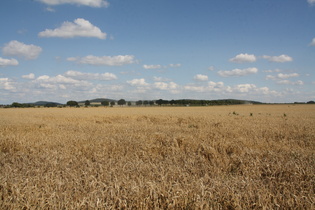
left=154, top=82, right=178, bottom=90
left=310, top=38, right=315, bottom=46
left=38, top=18, right=106, bottom=39
left=0, top=57, right=19, bottom=67
left=46, top=7, right=56, bottom=12
left=262, top=54, right=293, bottom=63
left=218, top=67, right=258, bottom=77
left=33, top=74, right=92, bottom=90
left=67, top=55, right=136, bottom=66
left=184, top=81, right=226, bottom=93
left=127, top=78, right=149, bottom=86
left=2, top=40, right=42, bottom=60
left=208, top=66, right=215, bottom=71
left=263, top=69, right=282, bottom=73
left=0, top=78, right=16, bottom=91
left=169, top=63, right=181, bottom=68
left=194, top=74, right=208, bottom=81
left=22, top=73, right=35, bottom=79
left=277, top=73, right=299, bottom=79
left=143, top=64, right=162, bottom=69
left=308, top=0, right=315, bottom=5
left=266, top=73, right=299, bottom=80
left=64, top=70, right=117, bottom=80
left=153, top=76, right=171, bottom=82
left=143, top=63, right=181, bottom=69
left=229, top=53, right=256, bottom=63
left=36, top=0, right=109, bottom=7
left=234, top=84, right=257, bottom=93
left=277, top=80, right=304, bottom=85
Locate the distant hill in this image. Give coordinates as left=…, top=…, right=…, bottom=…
left=213, top=99, right=262, bottom=104
left=79, top=98, right=117, bottom=103
left=25, top=101, right=63, bottom=106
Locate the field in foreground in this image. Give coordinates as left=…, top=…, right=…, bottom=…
left=0, top=105, right=314, bottom=209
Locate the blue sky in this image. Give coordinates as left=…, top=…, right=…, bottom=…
left=0, top=0, right=314, bottom=104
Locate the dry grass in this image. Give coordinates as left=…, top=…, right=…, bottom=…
left=0, top=105, right=314, bottom=209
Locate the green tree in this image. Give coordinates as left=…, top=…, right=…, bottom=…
left=136, top=100, right=143, bottom=106
left=85, top=100, right=90, bottom=106
left=67, top=100, right=78, bottom=107
left=110, top=101, right=116, bottom=106
left=143, top=101, right=149, bottom=106
left=118, top=99, right=126, bottom=106
left=101, top=101, right=109, bottom=106
left=45, top=103, right=58, bottom=108
left=11, top=102, right=22, bottom=108
left=156, top=99, right=163, bottom=106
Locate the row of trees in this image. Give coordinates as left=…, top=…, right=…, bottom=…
left=68, top=99, right=261, bottom=107
left=2, top=99, right=315, bottom=108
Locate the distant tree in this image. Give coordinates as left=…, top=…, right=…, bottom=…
left=66, top=100, right=78, bottom=107
left=45, top=103, right=58, bottom=108
left=156, top=99, right=163, bottom=106
left=307, top=101, right=315, bottom=104
left=118, top=99, right=126, bottom=106
left=170, top=100, right=176, bottom=105
left=110, top=101, right=116, bottom=106
left=127, top=101, right=132, bottom=106
left=136, top=100, right=143, bottom=106
left=101, top=101, right=109, bottom=106
left=85, top=100, right=90, bottom=106
left=11, top=102, right=22, bottom=108
left=149, top=101, right=154, bottom=106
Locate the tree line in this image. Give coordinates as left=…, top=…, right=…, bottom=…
left=2, top=99, right=314, bottom=108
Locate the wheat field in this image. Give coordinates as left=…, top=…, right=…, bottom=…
left=0, top=105, right=314, bottom=209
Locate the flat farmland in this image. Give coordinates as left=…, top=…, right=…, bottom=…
left=0, top=105, right=314, bottom=209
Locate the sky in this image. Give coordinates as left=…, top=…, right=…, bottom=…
left=0, top=0, right=315, bottom=104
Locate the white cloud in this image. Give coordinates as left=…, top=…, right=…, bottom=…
left=33, top=74, right=92, bottom=91
left=277, top=80, right=304, bottom=85
left=262, top=54, right=293, bottom=63
left=154, top=82, right=178, bottom=90
left=208, top=81, right=227, bottom=92
left=184, top=81, right=226, bottom=93
left=218, top=67, right=258, bottom=77
left=0, top=57, right=19, bottom=67
left=308, top=0, right=315, bottom=5
left=64, top=70, right=117, bottom=80
left=266, top=73, right=299, bottom=80
left=67, top=55, right=136, bottom=66
left=127, top=78, right=149, bottom=86
left=263, top=69, right=282, bottom=73
left=0, top=78, right=16, bottom=91
left=169, top=63, right=181, bottom=68
left=153, top=76, right=171, bottom=82
left=208, top=66, right=215, bottom=71
left=194, top=74, right=208, bottom=81
left=22, top=73, right=35, bottom=79
left=229, top=53, right=256, bottom=63
left=184, top=85, right=205, bottom=92
left=36, top=0, right=109, bottom=7
left=2, top=40, right=42, bottom=60
left=143, top=64, right=162, bottom=69
left=277, top=73, right=299, bottom=79
left=45, top=7, right=56, bottom=12
left=143, top=64, right=181, bottom=69
left=234, top=84, right=257, bottom=93
left=38, top=18, right=106, bottom=39
left=310, top=38, right=315, bottom=46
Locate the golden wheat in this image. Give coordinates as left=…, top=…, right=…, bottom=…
left=0, top=105, right=314, bottom=209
